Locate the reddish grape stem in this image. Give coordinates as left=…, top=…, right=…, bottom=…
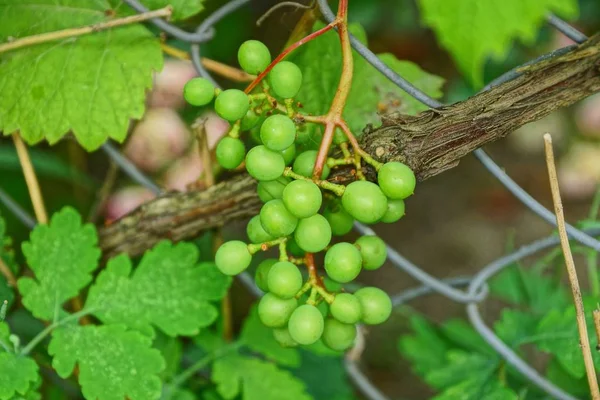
left=305, top=253, right=325, bottom=289
left=244, top=22, right=336, bottom=94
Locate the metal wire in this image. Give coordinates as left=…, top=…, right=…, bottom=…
left=1, top=3, right=597, bottom=400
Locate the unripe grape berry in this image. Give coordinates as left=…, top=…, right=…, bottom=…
left=215, top=240, right=252, bottom=276
left=260, top=114, right=296, bottom=151
left=246, top=145, right=285, bottom=181
left=269, top=61, right=302, bottom=99
left=293, top=150, right=330, bottom=179
left=246, top=215, right=274, bottom=244
left=241, top=109, right=262, bottom=131
left=273, top=327, right=298, bottom=347
left=354, top=287, right=392, bottom=325
left=257, top=177, right=290, bottom=202
left=324, top=242, right=362, bottom=283
left=267, top=261, right=303, bottom=299
left=282, top=180, right=322, bottom=219
left=330, top=293, right=362, bottom=324
left=216, top=137, right=245, bottom=170
left=323, top=201, right=354, bottom=236
left=288, top=304, right=324, bottom=345
left=355, top=235, right=387, bottom=270
left=183, top=77, right=215, bottom=106
left=214, top=89, right=250, bottom=122
left=377, top=162, right=416, bottom=199
left=260, top=199, right=298, bottom=237
left=341, top=181, right=387, bottom=224
left=380, top=198, right=405, bottom=223
left=255, top=258, right=278, bottom=292
left=238, top=40, right=271, bottom=74
left=322, top=318, right=356, bottom=351
left=294, top=214, right=332, bottom=253
left=287, top=237, right=305, bottom=257
left=258, top=293, right=298, bottom=328
left=280, top=144, right=296, bottom=165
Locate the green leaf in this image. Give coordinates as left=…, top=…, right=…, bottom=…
left=240, top=306, right=300, bottom=367
left=48, top=324, right=165, bottom=400
left=153, top=331, right=183, bottom=381
left=0, top=214, right=17, bottom=307
left=545, top=358, right=590, bottom=398
left=18, top=207, right=100, bottom=320
left=212, top=354, right=312, bottom=400
left=426, top=351, right=516, bottom=400
left=86, top=241, right=231, bottom=337
left=291, top=350, right=356, bottom=400
left=441, top=319, right=493, bottom=355
left=142, top=0, right=205, bottom=20
left=533, top=300, right=600, bottom=378
left=292, top=22, right=444, bottom=148
left=0, top=323, right=39, bottom=400
left=398, top=314, right=450, bottom=376
left=417, top=0, right=578, bottom=87
left=0, top=0, right=162, bottom=150
left=493, top=310, right=537, bottom=349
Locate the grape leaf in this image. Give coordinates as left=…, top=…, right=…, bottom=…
left=291, top=350, right=356, bottom=400
left=398, top=314, right=451, bottom=376
left=417, top=0, right=578, bottom=87
left=0, top=323, right=39, bottom=400
left=0, top=0, right=162, bottom=150
left=153, top=331, right=183, bottom=380
left=48, top=324, right=165, bottom=400
left=533, top=299, right=600, bottom=378
left=86, top=241, right=231, bottom=337
left=142, top=0, right=205, bottom=20
left=212, top=354, right=312, bottom=400
left=426, top=351, right=517, bottom=400
left=18, top=207, right=100, bottom=321
left=292, top=22, right=443, bottom=148
left=240, top=306, right=300, bottom=367
left=493, top=309, right=537, bottom=349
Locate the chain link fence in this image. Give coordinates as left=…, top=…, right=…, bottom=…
left=1, top=1, right=598, bottom=399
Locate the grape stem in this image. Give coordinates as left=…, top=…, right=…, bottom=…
left=305, top=253, right=325, bottom=289
left=247, top=237, right=288, bottom=254
left=282, top=167, right=345, bottom=196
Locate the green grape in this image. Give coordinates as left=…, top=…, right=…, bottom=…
left=216, top=137, right=245, bottom=170
left=323, top=201, right=354, bottom=236
left=269, top=61, right=302, bottom=99
left=293, top=150, right=330, bottom=179
left=238, top=40, right=271, bottom=74
left=215, top=240, right=252, bottom=276
left=246, top=145, right=285, bottom=181
left=380, top=198, right=405, bottom=223
left=341, top=181, right=387, bottom=224
left=260, top=114, right=296, bottom=151
left=294, top=214, right=331, bottom=253
left=260, top=199, right=298, bottom=237
left=258, top=293, right=298, bottom=328
left=282, top=180, right=322, bottom=219
left=324, top=242, right=362, bottom=283
left=267, top=261, right=303, bottom=299
left=288, top=304, right=324, bottom=345
left=322, top=318, right=356, bottom=351
left=280, top=144, right=296, bottom=165
left=287, top=237, right=305, bottom=257
left=255, top=258, right=277, bottom=292
left=377, top=162, right=416, bottom=199
left=330, top=293, right=362, bottom=324
left=354, top=287, right=392, bottom=325
left=355, top=235, right=387, bottom=270
left=246, top=215, right=274, bottom=244
left=183, top=77, right=215, bottom=106
left=273, top=327, right=298, bottom=347
left=241, top=109, right=262, bottom=131
left=214, top=89, right=250, bottom=122
left=257, top=177, right=290, bottom=202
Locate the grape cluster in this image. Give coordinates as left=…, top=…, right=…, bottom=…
left=183, top=40, right=416, bottom=351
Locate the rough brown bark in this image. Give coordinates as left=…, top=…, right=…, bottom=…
left=99, top=34, right=600, bottom=258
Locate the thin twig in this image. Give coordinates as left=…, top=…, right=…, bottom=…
left=160, top=43, right=255, bottom=82
left=87, top=161, right=119, bottom=223
left=193, top=118, right=215, bottom=188
left=0, top=6, right=172, bottom=54
left=544, top=133, right=600, bottom=400
left=12, top=134, right=48, bottom=224
left=594, top=308, right=600, bottom=351
left=0, top=257, right=16, bottom=287
left=256, top=2, right=311, bottom=26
